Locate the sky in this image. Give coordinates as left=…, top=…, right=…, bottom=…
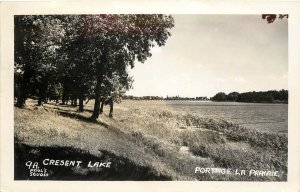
left=127, top=15, right=288, bottom=98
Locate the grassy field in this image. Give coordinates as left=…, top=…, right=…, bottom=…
left=14, top=99, right=287, bottom=181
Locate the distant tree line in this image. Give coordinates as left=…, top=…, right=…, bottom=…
left=123, top=95, right=209, bottom=101
left=14, top=15, right=174, bottom=120
left=211, top=90, right=288, bottom=103
left=165, top=96, right=208, bottom=101
left=123, top=95, right=164, bottom=100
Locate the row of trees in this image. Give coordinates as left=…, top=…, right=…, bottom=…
left=123, top=95, right=209, bottom=100
left=165, top=96, right=208, bottom=101
left=14, top=15, right=174, bottom=119
left=211, top=90, right=288, bottom=103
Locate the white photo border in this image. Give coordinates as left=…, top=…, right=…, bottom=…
left=1, top=1, right=300, bottom=192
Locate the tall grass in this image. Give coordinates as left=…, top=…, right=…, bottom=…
left=180, top=113, right=287, bottom=151
left=14, top=99, right=288, bottom=181
left=112, top=101, right=287, bottom=181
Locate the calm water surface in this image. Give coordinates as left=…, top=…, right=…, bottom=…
left=167, top=101, right=288, bottom=134
left=127, top=101, right=288, bottom=134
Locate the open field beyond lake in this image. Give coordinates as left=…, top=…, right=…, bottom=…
left=15, top=99, right=287, bottom=181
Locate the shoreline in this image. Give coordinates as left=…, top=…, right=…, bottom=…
left=123, top=99, right=288, bottom=104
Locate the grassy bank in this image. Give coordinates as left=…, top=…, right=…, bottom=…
left=14, top=99, right=287, bottom=181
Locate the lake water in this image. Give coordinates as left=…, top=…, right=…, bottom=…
left=165, top=101, right=288, bottom=134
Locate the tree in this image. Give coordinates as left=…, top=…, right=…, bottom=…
left=15, top=15, right=174, bottom=120
left=102, top=71, right=133, bottom=118
left=262, top=14, right=288, bottom=23
left=15, top=15, right=65, bottom=107
left=51, top=15, right=98, bottom=111
left=211, top=92, right=227, bottom=101
left=227, top=92, right=239, bottom=101
left=78, top=15, right=174, bottom=120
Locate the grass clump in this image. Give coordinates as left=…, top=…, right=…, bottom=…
left=180, top=113, right=287, bottom=151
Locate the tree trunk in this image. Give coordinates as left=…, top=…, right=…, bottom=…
left=37, top=81, right=47, bottom=106
left=79, top=99, right=84, bottom=112
left=16, top=88, right=26, bottom=107
left=71, top=98, right=76, bottom=107
left=100, top=101, right=104, bottom=114
left=37, top=94, right=44, bottom=106
left=91, top=95, right=101, bottom=120
left=38, top=97, right=42, bottom=106
left=79, top=93, right=84, bottom=112
left=16, top=70, right=29, bottom=108
left=61, top=82, right=68, bottom=105
left=91, top=73, right=102, bottom=120
left=61, top=89, right=65, bottom=104
left=109, top=99, right=113, bottom=118
left=91, top=48, right=108, bottom=121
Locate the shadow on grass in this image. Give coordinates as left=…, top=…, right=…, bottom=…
left=15, top=143, right=171, bottom=181
left=48, top=102, right=77, bottom=108
left=45, top=102, right=94, bottom=113
left=56, top=111, right=111, bottom=129
left=38, top=102, right=111, bottom=129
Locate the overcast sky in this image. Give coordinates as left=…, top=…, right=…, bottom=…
left=127, top=15, right=288, bottom=98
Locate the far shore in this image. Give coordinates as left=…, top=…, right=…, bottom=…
left=122, top=99, right=288, bottom=104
